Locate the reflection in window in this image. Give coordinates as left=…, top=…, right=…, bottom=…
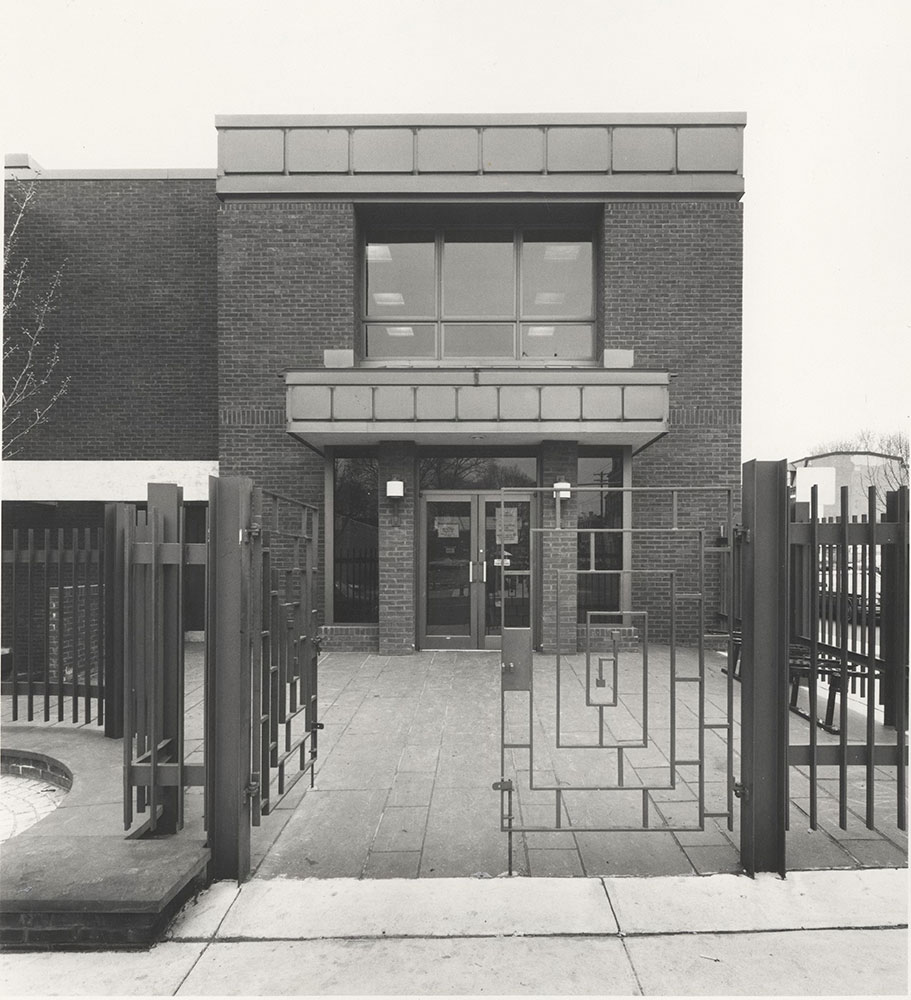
left=363, top=228, right=594, bottom=362
left=419, top=456, right=537, bottom=490
left=577, top=454, right=623, bottom=620
left=334, top=458, right=378, bottom=623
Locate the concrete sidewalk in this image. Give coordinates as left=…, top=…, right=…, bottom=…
left=0, top=868, right=906, bottom=995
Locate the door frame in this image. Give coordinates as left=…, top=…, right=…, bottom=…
left=417, top=489, right=535, bottom=650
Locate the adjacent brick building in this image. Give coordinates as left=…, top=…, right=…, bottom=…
left=3, top=114, right=744, bottom=655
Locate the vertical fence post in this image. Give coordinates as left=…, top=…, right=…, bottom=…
left=881, top=489, right=909, bottom=730
left=147, top=484, right=184, bottom=833
left=103, top=504, right=126, bottom=739
left=739, top=460, right=789, bottom=877
left=206, top=476, right=253, bottom=882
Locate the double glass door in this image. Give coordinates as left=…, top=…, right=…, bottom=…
left=419, top=492, right=533, bottom=649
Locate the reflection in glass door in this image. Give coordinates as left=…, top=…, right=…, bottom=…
left=423, top=499, right=474, bottom=646
left=420, top=493, right=533, bottom=649
left=483, top=498, right=531, bottom=646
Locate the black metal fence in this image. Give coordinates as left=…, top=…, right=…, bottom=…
left=788, top=483, right=908, bottom=832
left=1, top=528, right=105, bottom=725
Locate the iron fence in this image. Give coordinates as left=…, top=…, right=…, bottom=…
left=788, top=484, right=908, bottom=833
left=1, top=528, right=105, bottom=725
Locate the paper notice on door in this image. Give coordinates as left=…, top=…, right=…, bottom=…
left=495, top=507, right=519, bottom=545
left=435, top=517, right=461, bottom=538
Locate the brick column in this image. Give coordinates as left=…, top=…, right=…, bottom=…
left=540, top=441, right=578, bottom=653
left=377, top=441, right=417, bottom=655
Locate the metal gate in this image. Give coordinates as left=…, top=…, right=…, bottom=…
left=494, top=465, right=908, bottom=877
left=114, top=478, right=320, bottom=880
left=494, top=483, right=737, bottom=874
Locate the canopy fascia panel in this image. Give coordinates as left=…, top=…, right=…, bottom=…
left=285, top=368, right=669, bottom=452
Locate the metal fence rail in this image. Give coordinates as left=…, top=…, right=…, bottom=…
left=248, top=488, right=321, bottom=823
left=1, top=528, right=105, bottom=725
left=115, top=486, right=206, bottom=834
left=788, top=484, right=908, bottom=834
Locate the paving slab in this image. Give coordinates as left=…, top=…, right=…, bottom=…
left=625, top=927, right=908, bottom=997
left=255, top=788, right=388, bottom=878
left=176, top=935, right=636, bottom=996
left=216, top=877, right=618, bottom=939
left=605, top=867, right=908, bottom=934
left=0, top=941, right=207, bottom=996
left=166, top=880, right=241, bottom=939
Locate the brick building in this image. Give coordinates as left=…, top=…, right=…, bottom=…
left=3, top=114, right=744, bottom=655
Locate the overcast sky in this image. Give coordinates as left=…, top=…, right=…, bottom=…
left=3, top=0, right=909, bottom=462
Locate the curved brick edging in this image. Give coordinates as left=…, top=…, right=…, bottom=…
left=0, top=726, right=210, bottom=948
left=1, top=749, right=73, bottom=791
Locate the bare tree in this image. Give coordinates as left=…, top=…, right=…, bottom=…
left=3, top=178, right=69, bottom=458
left=805, top=429, right=909, bottom=509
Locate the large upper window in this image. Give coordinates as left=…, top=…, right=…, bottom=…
left=364, top=228, right=595, bottom=363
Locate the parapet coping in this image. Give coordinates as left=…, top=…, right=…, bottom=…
left=4, top=163, right=216, bottom=181
left=215, top=112, right=747, bottom=128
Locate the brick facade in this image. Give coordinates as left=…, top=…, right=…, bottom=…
left=4, top=140, right=742, bottom=654
left=377, top=442, right=417, bottom=654
left=2, top=180, right=217, bottom=460
left=603, top=201, right=743, bottom=642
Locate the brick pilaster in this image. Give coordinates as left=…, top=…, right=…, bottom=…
left=377, top=441, right=417, bottom=654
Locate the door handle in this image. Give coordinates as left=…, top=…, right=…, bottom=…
left=469, top=562, right=474, bottom=584
left=482, top=561, right=487, bottom=583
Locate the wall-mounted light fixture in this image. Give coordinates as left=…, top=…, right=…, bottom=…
left=553, top=481, right=571, bottom=500
left=386, top=479, right=404, bottom=526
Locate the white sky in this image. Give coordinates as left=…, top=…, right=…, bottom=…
left=3, top=0, right=909, bottom=463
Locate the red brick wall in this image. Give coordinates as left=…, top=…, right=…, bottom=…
left=377, top=442, right=417, bottom=654
left=603, top=201, right=743, bottom=642
left=540, top=442, right=579, bottom=653
left=216, top=200, right=355, bottom=502
left=2, top=179, right=217, bottom=460
left=217, top=200, right=357, bottom=625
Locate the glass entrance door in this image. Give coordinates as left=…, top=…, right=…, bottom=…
left=420, top=492, right=533, bottom=649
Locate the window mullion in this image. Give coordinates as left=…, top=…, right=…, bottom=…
left=514, top=230, right=521, bottom=361
left=436, top=231, right=443, bottom=360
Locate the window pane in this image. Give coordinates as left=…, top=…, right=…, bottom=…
left=366, top=323, right=437, bottom=358
left=576, top=454, right=623, bottom=622
left=442, top=231, right=514, bottom=318
left=419, top=456, right=537, bottom=489
left=365, top=234, right=435, bottom=317
left=443, top=323, right=515, bottom=358
left=334, top=458, right=378, bottom=623
left=522, top=232, right=593, bottom=318
left=520, top=324, right=593, bottom=359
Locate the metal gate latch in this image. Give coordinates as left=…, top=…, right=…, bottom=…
left=492, top=779, right=513, bottom=792
left=245, top=776, right=260, bottom=799
left=502, top=661, right=515, bottom=674
left=732, top=781, right=749, bottom=801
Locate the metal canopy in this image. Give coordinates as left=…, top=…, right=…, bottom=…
left=285, top=367, right=670, bottom=452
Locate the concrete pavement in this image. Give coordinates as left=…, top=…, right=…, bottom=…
left=0, top=868, right=906, bottom=995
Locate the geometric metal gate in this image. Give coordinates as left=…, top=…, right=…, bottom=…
left=495, top=483, right=738, bottom=874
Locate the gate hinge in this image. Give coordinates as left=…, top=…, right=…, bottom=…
left=240, top=524, right=262, bottom=544
left=245, top=775, right=260, bottom=799
left=733, top=525, right=751, bottom=544
left=732, top=781, right=749, bottom=801
left=311, top=722, right=325, bottom=731
left=492, top=779, right=514, bottom=792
